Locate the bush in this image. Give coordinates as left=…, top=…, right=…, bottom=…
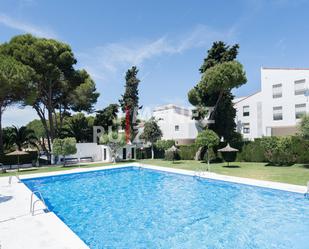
left=237, top=139, right=266, bottom=162
left=155, top=140, right=175, bottom=151
left=260, top=136, right=296, bottom=166
left=0, top=151, right=38, bottom=166
left=178, top=144, right=199, bottom=160
left=164, top=150, right=180, bottom=161
left=136, top=147, right=164, bottom=159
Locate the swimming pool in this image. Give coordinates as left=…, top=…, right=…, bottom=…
left=23, top=166, right=309, bottom=249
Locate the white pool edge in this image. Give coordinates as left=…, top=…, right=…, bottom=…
left=20, top=162, right=307, bottom=194
left=1, top=162, right=307, bottom=249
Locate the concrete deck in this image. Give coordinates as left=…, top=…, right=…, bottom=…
left=0, top=163, right=307, bottom=249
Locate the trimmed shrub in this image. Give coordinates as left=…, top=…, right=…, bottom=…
left=260, top=136, right=296, bottom=166
left=178, top=144, right=199, bottom=160
left=237, top=139, right=266, bottom=162
left=164, top=150, right=180, bottom=161
left=136, top=147, right=164, bottom=159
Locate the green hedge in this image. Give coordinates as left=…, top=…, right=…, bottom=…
left=0, top=151, right=38, bottom=166
left=136, top=147, right=164, bottom=159
left=178, top=144, right=199, bottom=160
left=237, top=139, right=266, bottom=162
left=237, top=136, right=309, bottom=165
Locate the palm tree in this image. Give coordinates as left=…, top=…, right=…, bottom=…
left=9, top=126, right=38, bottom=151
left=62, top=114, right=93, bottom=143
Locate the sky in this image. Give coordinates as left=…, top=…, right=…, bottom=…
left=1, top=0, right=309, bottom=127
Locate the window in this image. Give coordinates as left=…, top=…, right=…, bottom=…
left=294, top=79, right=306, bottom=95
left=295, top=103, right=306, bottom=119
left=272, top=84, right=282, bottom=98
left=175, top=125, right=179, bottom=131
left=243, top=106, right=250, bottom=116
left=243, top=123, right=250, bottom=134
left=273, top=106, right=283, bottom=120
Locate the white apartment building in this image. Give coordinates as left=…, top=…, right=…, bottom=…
left=152, top=104, right=202, bottom=145
left=235, top=67, right=309, bottom=140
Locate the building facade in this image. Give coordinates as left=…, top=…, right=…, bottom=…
left=152, top=104, right=202, bottom=145
left=235, top=68, right=309, bottom=140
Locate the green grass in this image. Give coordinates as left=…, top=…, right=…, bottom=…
left=1, top=159, right=308, bottom=186
left=0, top=161, right=133, bottom=178
left=139, top=159, right=309, bottom=186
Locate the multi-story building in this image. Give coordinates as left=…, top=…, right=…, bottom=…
left=152, top=104, right=202, bottom=145
left=235, top=67, right=309, bottom=140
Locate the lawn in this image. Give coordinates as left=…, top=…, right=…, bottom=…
left=1, top=159, right=308, bottom=186
left=139, top=159, right=309, bottom=186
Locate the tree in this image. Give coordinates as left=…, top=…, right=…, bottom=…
left=155, top=139, right=175, bottom=151
left=195, top=129, right=220, bottom=168
left=100, top=132, right=126, bottom=163
left=94, top=104, right=119, bottom=132
left=188, top=41, right=246, bottom=141
left=2, top=127, right=14, bottom=152
left=119, top=66, right=141, bottom=141
left=299, top=114, right=309, bottom=139
left=0, top=52, right=34, bottom=154
left=141, top=118, right=162, bottom=159
left=62, top=113, right=93, bottom=143
left=2, top=34, right=99, bottom=159
left=9, top=126, right=38, bottom=151
left=52, top=137, right=77, bottom=166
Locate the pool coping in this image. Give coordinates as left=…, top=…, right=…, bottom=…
left=20, top=162, right=307, bottom=193
left=0, top=162, right=307, bottom=249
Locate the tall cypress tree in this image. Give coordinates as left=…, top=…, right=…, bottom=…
left=119, top=66, right=141, bottom=141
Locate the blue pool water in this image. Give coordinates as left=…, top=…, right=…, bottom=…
left=23, top=166, right=309, bottom=249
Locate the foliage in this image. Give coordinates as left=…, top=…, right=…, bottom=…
left=62, top=113, right=93, bottom=142
left=164, top=149, right=180, bottom=161
left=195, top=129, right=220, bottom=149
left=155, top=139, right=175, bottom=151
left=141, top=117, right=163, bottom=159
left=2, top=34, right=99, bottom=157
left=0, top=151, right=38, bottom=166
left=100, top=132, right=126, bottom=162
left=52, top=137, right=77, bottom=165
left=0, top=52, right=34, bottom=154
left=260, top=136, right=296, bottom=166
left=94, top=104, right=119, bottom=132
left=188, top=41, right=246, bottom=141
left=199, top=61, right=246, bottom=93
left=119, top=66, right=141, bottom=140
left=8, top=126, right=38, bottom=151
left=178, top=144, right=199, bottom=160
left=237, top=139, right=266, bottom=162
left=299, top=114, right=309, bottom=139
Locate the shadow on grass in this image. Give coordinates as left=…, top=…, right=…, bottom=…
left=171, top=161, right=182, bottom=164
left=265, top=163, right=293, bottom=167
left=223, top=165, right=241, bottom=168
left=301, top=164, right=309, bottom=169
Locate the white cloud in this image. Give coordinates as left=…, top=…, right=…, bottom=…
left=0, top=13, right=57, bottom=38
left=77, top=25, right=235, bottom=81
left=2, top=106, right=38, bottom=127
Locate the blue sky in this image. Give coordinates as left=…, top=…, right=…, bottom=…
left=1, top=0, right=309, bottom=126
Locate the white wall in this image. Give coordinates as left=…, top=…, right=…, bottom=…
left=56, top=143, right=136, bottom=164
left=235, top=68, right=309, bottom=139
left=153, top=104, right=201, bottom=144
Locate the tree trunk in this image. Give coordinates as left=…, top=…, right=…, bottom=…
left=207, top=149, right=210, bottom=171
left=151, top=145, right=154, bottom=160
left=0, top=107, right=3, bottom=154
